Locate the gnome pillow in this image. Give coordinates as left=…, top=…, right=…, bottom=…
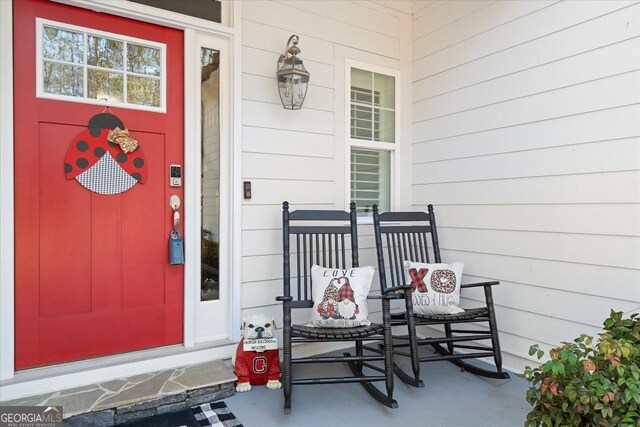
left=404, top=261, right=465, bottom=316
left=309, top=265, right=374, bottom=328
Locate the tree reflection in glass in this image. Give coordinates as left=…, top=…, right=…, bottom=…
left=87, top=36, right=123, bottom=70
left=43, top=27, right=83, bottom=63
left=127, top=76, right=160, bottom=107
left=41, top=26, right=162, bottom=108
left=128, top=44, right=161, bottom=76
left=43, top=62, right=83, bottom=97
left=88, top=70, right=123, bottom=102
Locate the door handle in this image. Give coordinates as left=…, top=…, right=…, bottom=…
left=173, top=211, right=180, bottom=234
left=169, top=195, right=181, bottom=234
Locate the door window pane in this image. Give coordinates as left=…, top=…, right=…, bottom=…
left=87, top=69, right=123, bottom=102
left=43, top=27, right=83, bottom=63
left=39, top=21, right=164, bottom=110
left=87, top=36, right=123, bottom=70
left=127, top=76, right=160, bottom=107
left=43, top=62, right=83, bottom=97
left=127, top=44, right=161, bottom=76
left=201, top=48, right=220, bottom=301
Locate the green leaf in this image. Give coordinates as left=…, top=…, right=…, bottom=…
left=529, top=345, right=539, bottom=357
left=568, top=352, right=578, bottom=366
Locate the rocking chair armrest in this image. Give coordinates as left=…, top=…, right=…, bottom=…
left=367, top=293, right=403, bottom=300
left=275, top=295, right=294, bottom=302
left=382, top=284, right=413, bottom=294
left=460, top=280, right=500, bottom=289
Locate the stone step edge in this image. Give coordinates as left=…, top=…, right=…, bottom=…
left=64, top=381, right=236, bottom=426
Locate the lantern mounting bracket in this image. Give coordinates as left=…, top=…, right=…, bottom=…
left=277, top=35, right=300, bottom=71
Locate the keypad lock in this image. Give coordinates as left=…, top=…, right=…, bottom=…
left=170, top=164, right=182, bottom=187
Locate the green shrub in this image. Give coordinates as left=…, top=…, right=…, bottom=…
left=524, top=310, right=640, bottom=427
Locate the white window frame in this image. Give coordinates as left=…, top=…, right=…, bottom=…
left=344, top=59, right=401, bottom=219
left=36, top=18, right=167, bottom=112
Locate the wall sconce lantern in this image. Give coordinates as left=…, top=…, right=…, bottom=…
left=276, top=35, right=310, bottom=110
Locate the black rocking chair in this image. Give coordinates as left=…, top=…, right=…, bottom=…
left=372, top=204, right=510, bottom=388
left=276, top=202, right=398, bottom=414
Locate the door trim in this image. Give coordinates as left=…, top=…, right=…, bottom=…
left=0, top=0, right=242, bottom=382
left=0, top=0, right=16, bottom=382
left=53, top=0, right=235, bottom=36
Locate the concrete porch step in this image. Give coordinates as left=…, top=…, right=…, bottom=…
left=1, top=360, right=237, bottom=426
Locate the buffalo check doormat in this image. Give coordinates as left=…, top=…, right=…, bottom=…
left=123, top=401, right=243, bottom=427
left=193, top=401, right=243, bottom=427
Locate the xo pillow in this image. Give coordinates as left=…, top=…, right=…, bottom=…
left=404, top=261, right=465, bottom=316
left=309, top=265, right=374, bottom=328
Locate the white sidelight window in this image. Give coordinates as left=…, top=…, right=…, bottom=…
left=347, top=63, right=399, bottom=216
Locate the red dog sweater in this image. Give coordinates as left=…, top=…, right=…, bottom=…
left=234, top=338, right=281, bottom=385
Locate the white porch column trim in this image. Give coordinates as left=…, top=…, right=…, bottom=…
left=183, top=28, right=198, bottom=348
left=230, top=0, right=243, bottom=342
left=0, top=0, right=15, bottom=381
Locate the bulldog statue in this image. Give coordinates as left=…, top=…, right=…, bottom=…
left=232, top=314, right=282, bottom=392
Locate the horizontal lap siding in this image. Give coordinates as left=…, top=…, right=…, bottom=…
left=241, top=1, right=405, bottom=332
left=411, top=0, right=640, bottom=372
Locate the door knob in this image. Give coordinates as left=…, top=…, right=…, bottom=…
left=169, top=195, right=181, bottom=211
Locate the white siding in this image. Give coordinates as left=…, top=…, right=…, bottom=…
left=240, top=1, right=412, bottom=336
left=411, top=0, right=640, bottom=372
left=238, top=0, right=640, bottom=374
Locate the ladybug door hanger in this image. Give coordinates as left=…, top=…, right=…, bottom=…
left=64, top=112, right=148, bottom=195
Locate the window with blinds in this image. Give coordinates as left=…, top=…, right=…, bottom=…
left=348, top=66, right=396, bottom=216
left=351, top=148, right=390, bottom=216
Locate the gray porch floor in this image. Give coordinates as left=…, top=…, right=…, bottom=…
left=224, top=348, right=531, bottom=427
left=1, top=348, right=532, bottom=426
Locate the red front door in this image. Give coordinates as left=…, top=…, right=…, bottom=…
left=13, top=0, right=184, bottom=369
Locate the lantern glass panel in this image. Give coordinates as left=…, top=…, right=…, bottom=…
left=277, top=56, right=309, bottom=109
